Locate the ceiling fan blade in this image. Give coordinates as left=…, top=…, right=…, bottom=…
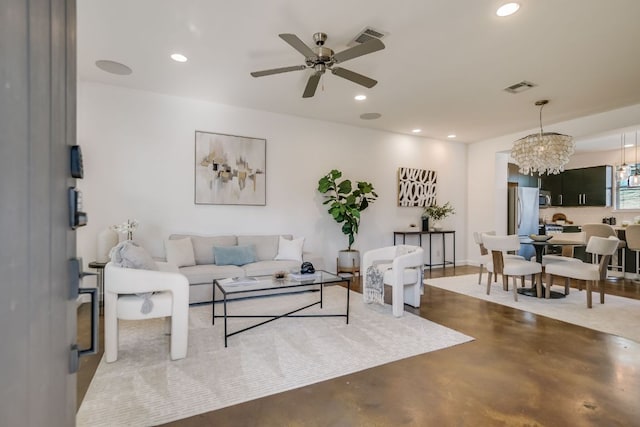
left=331, top=67, right=377, bottom=88
left=250, top=65, right=306, bottom=78
left=332, top=38, right=385, bottom=63
left=302, top=72, right=322, bottom=98
left=279, top=33, right=316, bottom=58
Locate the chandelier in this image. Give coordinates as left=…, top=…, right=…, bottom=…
left=511, top=100, right=574, bottom=175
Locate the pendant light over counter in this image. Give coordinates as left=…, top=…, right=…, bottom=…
left=629, top=131, right=640, bottom=187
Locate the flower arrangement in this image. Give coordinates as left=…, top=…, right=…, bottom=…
left=422, top=202, right=455, bottom=221
left=111, top=219, right=139, bottom=240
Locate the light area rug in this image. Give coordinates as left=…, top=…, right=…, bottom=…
left=77, top=286, right=473, bottom=426
left=427, top=274, right=640, bottom=343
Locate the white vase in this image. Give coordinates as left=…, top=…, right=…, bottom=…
left=431, top=220, right=443, bottom=231
left=96, top=228, right=118, bottom=262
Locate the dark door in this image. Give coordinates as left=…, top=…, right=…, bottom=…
left=0, top=0, right=77, bottom=425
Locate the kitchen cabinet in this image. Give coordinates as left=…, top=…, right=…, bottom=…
left=540, top=165, right=612, bottom=207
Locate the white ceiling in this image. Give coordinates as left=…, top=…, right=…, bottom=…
left=77, top=0, right=640, bottom=151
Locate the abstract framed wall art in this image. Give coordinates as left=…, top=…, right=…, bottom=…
left=397, top=167, right=437, bottom=207
left=195, top=131, right=266, bottom=205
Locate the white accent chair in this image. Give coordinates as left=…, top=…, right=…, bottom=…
left=362, top=245, right=424, bottom=317
left=473, top=231, right=524, bottom=285
left=105, top=261, right=190, bottom=362
left=545, top=236, right=620, bottom=308
left=534, top=232, right=585, bottom=267
left=482, top=234, right=542, bottom=301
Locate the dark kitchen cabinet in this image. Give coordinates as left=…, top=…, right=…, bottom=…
left=540, top=165, right=612, bottom=207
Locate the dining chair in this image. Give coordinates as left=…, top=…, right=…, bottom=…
left=473, top=231, right=523, bottom=285
left=538, top=232, right=585, bottom=266
left=581, top=223, right=626, bottom=277
left=482, top=234, right=542, bottom=301
left=624, top=224, right=640, bottom=283
left=544, top=236, right=620, bottom=308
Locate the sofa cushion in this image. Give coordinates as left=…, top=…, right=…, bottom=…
left=165, top=237, right=196, bottom=267
left=237, top=234, right=292, bottom=261
left=170, top=234, right=237, bottom=265
left=179, top=264, right=244, bottom=285
left=274, top=236, right=304, bottom=262
left=214, top=245, right=257, bottom=266
left=243, top=260, right=300, bottom=277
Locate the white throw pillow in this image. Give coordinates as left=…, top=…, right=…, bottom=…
left=165, top=237, right=196, bottom=267
left=274, top=236, right=304, bottom=262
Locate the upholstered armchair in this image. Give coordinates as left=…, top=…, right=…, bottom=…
left=362, top=245, right=424, bottom=317
left=104, top=261, right=190, bottom=362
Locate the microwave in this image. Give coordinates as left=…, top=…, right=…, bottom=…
left=539, top=190, right=552, bottom=207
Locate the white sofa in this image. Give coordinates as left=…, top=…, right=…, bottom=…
left=166, top=234, right=324, bottom=304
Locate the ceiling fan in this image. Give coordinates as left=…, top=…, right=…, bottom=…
left=250, top=32, right=385, bottom=98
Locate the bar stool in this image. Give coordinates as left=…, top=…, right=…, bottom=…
left=581, top=223, right=626, bottom=278
left=625, top=224, right=640, bottom=282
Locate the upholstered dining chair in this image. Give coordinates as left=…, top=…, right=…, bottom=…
left=362, top=245, right=424, bottom=317
left=537, top=232, right=585, bottom=266
left=105, top=261, right=190, bottom=362
left=473, top=231, right=524, bottom=285
left=623, top=224, right=640, bottom=283
left=544, top=236, right=620, bottom=308
left=582, top=223, right=626, bottom=277
left=482, top=234, right=542, bottom=301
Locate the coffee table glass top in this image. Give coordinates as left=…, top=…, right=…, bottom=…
left=215, top=270, right=345, bottom=295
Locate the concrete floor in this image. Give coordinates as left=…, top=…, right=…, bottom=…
left=77, top=266, right=640, bottom=426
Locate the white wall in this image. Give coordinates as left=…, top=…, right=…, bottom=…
left=467, top=103, right=640, bottom=263
left=77, top=82, right=468, bottom=270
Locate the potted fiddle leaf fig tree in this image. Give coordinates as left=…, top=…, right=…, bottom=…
left=318, top=169, right=377, bottom=272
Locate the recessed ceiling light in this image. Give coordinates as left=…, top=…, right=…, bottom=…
left=411, top=129, right=422, bottom=133
left=95, top=60, right=132, bottom=75
left=624, top=143, right=634, bottom=148
left=496, top=2, right=520, bottom=17
left=170, top=53, right=188, bottom=63
left=354, top=95, right=367, bottom=101
left=447, top=134, right=457, bottom=139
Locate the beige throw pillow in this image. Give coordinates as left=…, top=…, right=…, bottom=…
left=165, top=237, right=196, bottom=267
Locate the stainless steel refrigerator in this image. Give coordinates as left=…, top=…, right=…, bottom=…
left=507, top=186, right=539, bottom=260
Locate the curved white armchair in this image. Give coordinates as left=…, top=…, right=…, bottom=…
left=362, top=245, right=424, bottom=317
left=105, top=261, right=190, bottom=362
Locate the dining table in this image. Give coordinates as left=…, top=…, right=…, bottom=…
left=519, top=235, right=586, bottom=299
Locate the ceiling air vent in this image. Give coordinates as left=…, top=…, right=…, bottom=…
left=347, top=27, right=388, bottom=47
left=504, top=80, right=537, bottom=94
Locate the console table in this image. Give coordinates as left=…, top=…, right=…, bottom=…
left=393, top=230, right=456, bottom=271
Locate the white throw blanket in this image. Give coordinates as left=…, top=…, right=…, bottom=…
left=364, top=263, right=390, bottom=305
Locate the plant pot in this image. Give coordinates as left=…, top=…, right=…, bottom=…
left=431, top=220, right=443, bottom=231
left=337, top=249, right=360, bottom=273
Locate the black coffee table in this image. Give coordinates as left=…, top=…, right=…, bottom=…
left=213, top=271, right=350, bottom=347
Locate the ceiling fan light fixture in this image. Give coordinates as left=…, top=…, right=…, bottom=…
left=496, top=2, right=520, bottom=17
left=511, top=100, right=575, bottom=175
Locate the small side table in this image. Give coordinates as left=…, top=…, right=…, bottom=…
left=88, top=261, right=107, bottom=314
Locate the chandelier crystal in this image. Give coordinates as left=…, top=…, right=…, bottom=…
left=511, top=100, right=574, bottom=175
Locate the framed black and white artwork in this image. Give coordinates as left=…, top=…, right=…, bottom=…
left=195, top=131, right=266, bottom=205
left=397, top=167, right=437, bottom=207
